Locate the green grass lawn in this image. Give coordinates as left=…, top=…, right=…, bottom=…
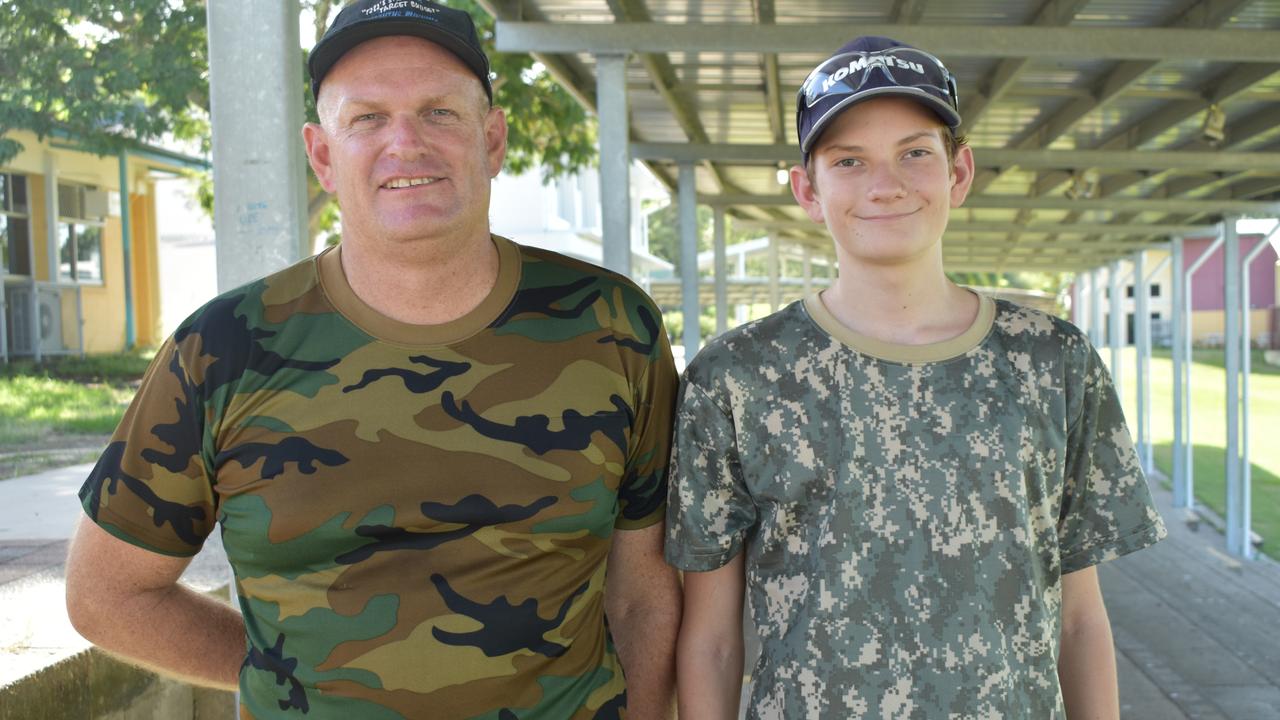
left=1113, top=346, right=1280, bottom=555
left=0, top=351, right=154, bottom=446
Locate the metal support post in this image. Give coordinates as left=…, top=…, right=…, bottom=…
left=677, top=163, right=700, bottom=356
left=1237, top=222, right=1280, bottom=559
left=1108, top=261, right=1124, bottom=400
left=1090, top=268, right=1104, bottom=348
left=1139, top=253, right=1171, bottom=475
left=713, top=209, right=728, bottom=334
left=1171, top=238, right=1187, bottom=504
left=1179, top=228, right=1226, bottom=508
left=595, top=53, right=631, bottom=277
left=1071, top=275, right=1082, bottom=327
left=207, top=0, right=308, bottom=292
left=1224, top=218, right=1243, bottom=555
left=1134, top=251, right=1150, bottom=472
left=802, top=247, right=813, bottom=295
left=768, top=236, right=781, bottom=312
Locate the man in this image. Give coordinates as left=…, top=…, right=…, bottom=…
left=65, top=2, right=680, bottom=717
left=665, top=36, right=1166, bottom=719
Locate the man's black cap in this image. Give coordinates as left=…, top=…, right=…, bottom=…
left=309, top=0, right=493, bottom=103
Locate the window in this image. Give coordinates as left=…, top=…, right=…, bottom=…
left=0, top=173, right=31, bottom=276
left=1125, top=283, right=1162, bottom=298
left=57, top=183, right=106, bottom=284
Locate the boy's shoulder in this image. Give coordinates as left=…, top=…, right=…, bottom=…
left=987, top=297, right=1093, bottom=358
left=684, top=300, right=817, bottom=383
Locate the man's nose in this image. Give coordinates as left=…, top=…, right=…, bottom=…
left=385, top=115, right=430, bottom=158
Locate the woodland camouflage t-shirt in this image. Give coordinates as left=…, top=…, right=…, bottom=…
left=665, top=292, right=1166, bottom=719
left=80, top=236, right=677, bottom=719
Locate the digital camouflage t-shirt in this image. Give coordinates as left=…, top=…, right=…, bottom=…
left=665, top=292, right=1166, bottom=719
left=80, top=236, right=677, bottom=719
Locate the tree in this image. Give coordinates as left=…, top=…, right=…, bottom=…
left=1, top=0, right=597, bottom=244
left=0, top=0, right=208, bottom=166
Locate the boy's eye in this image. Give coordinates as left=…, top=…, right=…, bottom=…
left=905, top=148, right=931, bottom=158
left=835, top=158, right=860, bottom=168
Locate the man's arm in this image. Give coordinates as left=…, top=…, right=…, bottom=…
left=677, top=553, right=746, bottom=720
left=1058, top=565, right=1119, bottom=720
left=64, top=516, right=245, bottom=690
left=604, top=522, right=681, bottom=720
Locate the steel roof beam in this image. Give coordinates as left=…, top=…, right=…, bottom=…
left=699, top=193, right=1280, bottom=213
left=960, top=0, right=1092, bottom=127
left=737, top=220, right=1216, bottom=235
left=630, top=142, right=1280, bottom=173
left=495, top=23, right=1280, bottom=62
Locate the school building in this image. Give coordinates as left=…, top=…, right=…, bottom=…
left=0, top=130, right=205, bottom=360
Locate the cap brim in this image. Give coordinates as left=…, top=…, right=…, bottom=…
left=310, top=20, right=490, bottom=99
left=801, top=87, right=962, bottom=154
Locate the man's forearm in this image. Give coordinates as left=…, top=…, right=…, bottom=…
left=71, top=582, right=245, bottom=691
left=609, top=606, right=679, bottom=719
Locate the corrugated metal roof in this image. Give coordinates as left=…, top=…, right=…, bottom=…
left=482, top=0, right=1280, bottom=271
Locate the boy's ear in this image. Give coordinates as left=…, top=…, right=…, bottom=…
left=949, top=144, right=975, bottom=208
left=790, top=164, right=826, bottom=224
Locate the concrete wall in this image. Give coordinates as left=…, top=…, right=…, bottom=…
left=0, top=646, right=234, bottom=720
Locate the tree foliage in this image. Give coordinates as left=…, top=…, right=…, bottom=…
left=0, top=0, right=208, bottom=166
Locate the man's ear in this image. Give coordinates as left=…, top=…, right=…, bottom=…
left=484, top=106, right=508, bottom=178
left=303, top=123, right=337, bottom=194
left=790, top=164, right=825, bottom=224
left=949, top=144, right=975, bottom=208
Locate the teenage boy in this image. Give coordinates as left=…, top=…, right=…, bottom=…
left=665, top=36, right=1166, bottom=719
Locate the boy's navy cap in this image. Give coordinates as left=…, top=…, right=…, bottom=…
left=309, top=0, right=492, bottom=103
left=797, top=36, right=961, bottom=161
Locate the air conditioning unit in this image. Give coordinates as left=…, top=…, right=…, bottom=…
left=37, top=288, right=63, bottom=354
left=5, top=286, right=32, bottom=355
left=3, top=286, right=67, bottom=355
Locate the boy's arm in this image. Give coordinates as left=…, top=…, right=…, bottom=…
left=677, top=553, right=746, bottom=720
left=1057, top=565, right=1119, bottom=720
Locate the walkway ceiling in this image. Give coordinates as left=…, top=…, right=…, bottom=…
left=484, top=0, right=1280, bottom=272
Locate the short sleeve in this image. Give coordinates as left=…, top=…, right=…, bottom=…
left=78, top=337, right=217, bottom=557
left=664, top=377, right=757, bottom=571
left=615, top=302, right=679, bottom=530
left=1058, top=343, right=1166, bottom=573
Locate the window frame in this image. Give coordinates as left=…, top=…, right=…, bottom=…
left=56, top=182, right=107, bottom=286
left=0, top=172, right=32, bottom=278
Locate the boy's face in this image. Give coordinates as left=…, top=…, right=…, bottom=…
left=790, top=97, right=973, bottom=268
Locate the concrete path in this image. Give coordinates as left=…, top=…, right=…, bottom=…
left=2, top=463, right=1278, bottom=718
left=0, top=463, right=229, bottom=690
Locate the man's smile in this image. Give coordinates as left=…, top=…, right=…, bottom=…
left=381, top=176, right=443, bottom=189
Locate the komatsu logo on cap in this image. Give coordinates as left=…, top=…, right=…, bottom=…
left=819, top=54, right=925, bottom=95
left=361, top=0, right=440, bottom=15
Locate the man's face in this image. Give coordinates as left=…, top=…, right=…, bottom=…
left=303, top=35, right=507, bottom=247
left=790, top=97, right=973, bottom=268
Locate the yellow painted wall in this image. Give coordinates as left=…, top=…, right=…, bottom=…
left=1190, top=309, right=1272, bottom=345
left=130, top=188, right=163, bottom=347
left=26, top=175, right=48, bottom=281
left=79, top=216, right=127, bottom=354
left=4, top=130, right=173, bottom=354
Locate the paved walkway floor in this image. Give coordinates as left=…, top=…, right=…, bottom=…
left=0, top=463, right=228, bottom=690
left=2, top=464, right=1278, bottom=718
